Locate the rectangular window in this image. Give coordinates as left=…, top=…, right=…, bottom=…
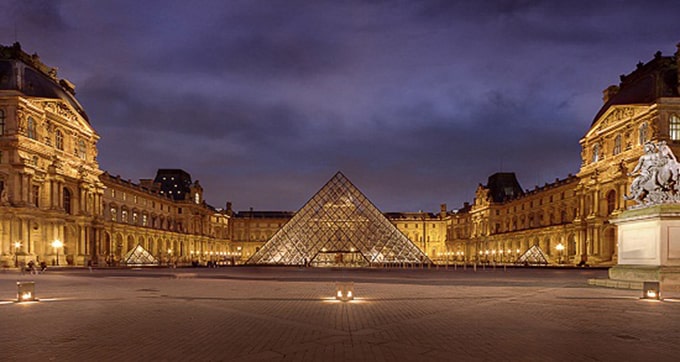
left=32, top=185, right=40, bottom=207
left=0, top=109, right=5, bottom=136
left=670, top=116, right=680, bottom=141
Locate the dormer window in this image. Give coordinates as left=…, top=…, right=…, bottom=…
left=194, top=192, right=200, bottom=204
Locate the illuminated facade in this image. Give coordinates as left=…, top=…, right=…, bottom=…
left=0, top=43, right=230, bottom=267
left=2, top=41, right=679, bottom=268
left=447, top=44, right=680, bottom=266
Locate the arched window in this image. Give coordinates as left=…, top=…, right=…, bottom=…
left=670, top=115, right=680, bottom=141
left=613, top=134, right=622, bottom=155
left=55, top=130, right=64, bottom=150
left=63, top=188, right=71, bottom=214
left=592, top=143, right=600, bottom=163
left=27, top=117, right=36, bottom=139
left=0, top=109, right=5, bottom=136
left=110, top=207, right=117, bottom=221
left=639, top=123, right=648, bottom=145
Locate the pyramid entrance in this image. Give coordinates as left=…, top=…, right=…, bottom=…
left=246, top=172, right=431, bottom=267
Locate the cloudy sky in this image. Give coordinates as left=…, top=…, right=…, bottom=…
left=1, top=0, right=680, bottom=212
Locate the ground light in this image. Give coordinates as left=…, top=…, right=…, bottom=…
left=335, top=282, right=354, bottom=301
left=17, top=281, right=37, bottom=302
left=642, top=281, right=661, bottom=300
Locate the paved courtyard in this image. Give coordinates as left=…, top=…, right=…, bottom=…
left=1, top=266, right=679, bottom=361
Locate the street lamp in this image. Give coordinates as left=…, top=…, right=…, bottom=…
left=51, top=239, right=63, bottom=266
left=14, top=241, right=21, bottom=267
left=556, top=243, right=565, bottom=264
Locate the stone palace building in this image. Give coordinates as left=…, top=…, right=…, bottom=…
left=1, top=41, right=679, bottom=267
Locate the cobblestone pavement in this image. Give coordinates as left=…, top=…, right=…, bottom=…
left=1, top=267, right=679, bottom=361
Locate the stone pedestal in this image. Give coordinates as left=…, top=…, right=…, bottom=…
left=609, top=204, right=680, bottom=291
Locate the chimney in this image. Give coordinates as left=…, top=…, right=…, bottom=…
left=225, top=202, right=233, bottom=216
left=440, top=203, right=447, bottom=217
left=602, top=85, right=619, bottom=103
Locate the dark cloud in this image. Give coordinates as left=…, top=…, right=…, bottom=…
left=1, top=0, right=680, bottom=211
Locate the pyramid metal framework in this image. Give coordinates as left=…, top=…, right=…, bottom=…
left=123, top=244, right=159, bottom=266
left=247, top=172, right=432, bottom=266
left=516, top=245, right=548, bottom=265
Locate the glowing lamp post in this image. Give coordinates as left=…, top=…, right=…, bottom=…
left=14, top=241, right=21, bottom=267
left=51, top=240, right=63, bottom=266
left=556, top=243, right=565, bottom=264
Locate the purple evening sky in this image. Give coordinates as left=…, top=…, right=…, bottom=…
left=1, top=0, right=680, bottom=212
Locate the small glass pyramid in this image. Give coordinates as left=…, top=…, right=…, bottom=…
left=247, top=172, right=431, bottom=266
left=123, top=244, right=159, bottom=266
left=516, top=245, right=548, bottom=265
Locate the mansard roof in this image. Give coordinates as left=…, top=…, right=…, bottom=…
left=591, top=47, right=679, bottom=126
left=486, top=172, right=524, bottom=203
left=0, top=42, right=89, bottom=123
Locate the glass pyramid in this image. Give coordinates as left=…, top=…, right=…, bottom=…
left=516, top=245, right=548, bottom=265
left=246, top=172, right=431, bottom=266
left=123, top=244, right=159, bottom=266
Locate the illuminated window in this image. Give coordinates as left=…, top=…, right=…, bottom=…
left=55, top=129, right=64, bottom=150
left=639, top=123, right=648, bottom=145
left=132, top=212, right=138, bottom=224
left=613, top=134, right=621, bottom=155
left=670, top=115, right=680, bottom=141
left=122, top=210, right=128, bottom=223
left=142, top=214, right=148, bottom=226
left=194, top=192, right=200, bottom=204
left=110, top=208, right=117, bottom=221
left=27, top=117, right=36, bottom=139
left=0, top=109, right=5, bottom=136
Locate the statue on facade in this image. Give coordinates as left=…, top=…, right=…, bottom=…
left=625, top=141, right=680, bottom=206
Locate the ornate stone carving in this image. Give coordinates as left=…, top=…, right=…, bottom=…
left=625, top=141, right=680, bottom=207
left=597, top=107, right=637, bottom=132
left=39, top=100, right=77, bottom=122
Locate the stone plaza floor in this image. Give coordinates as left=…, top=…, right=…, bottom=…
left=1, top=266, right=679, bottom=361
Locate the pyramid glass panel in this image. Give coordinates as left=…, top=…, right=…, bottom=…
left=123, top=244, right=159, bottom=266
left=247, top=172, right=431, bottom=266
left=516, top=245, right=548, bottom=265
